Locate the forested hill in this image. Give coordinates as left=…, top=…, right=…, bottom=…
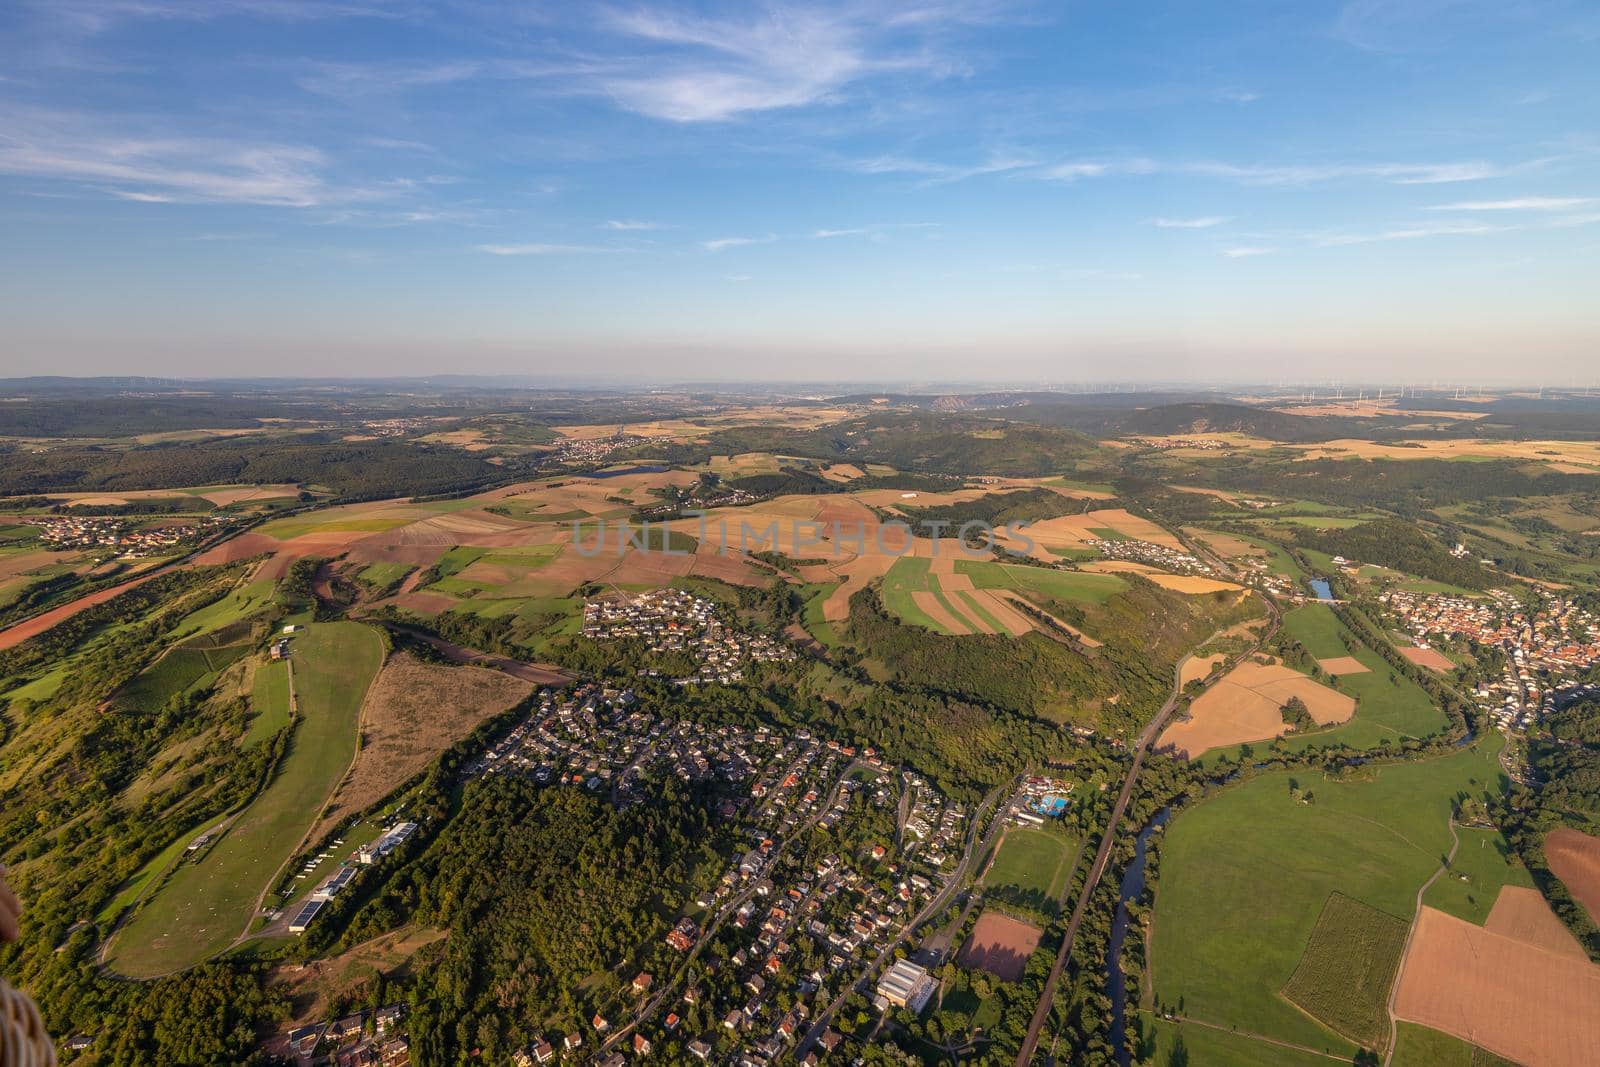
left=639, top=413, right=1105, bottom=477
left=0, top=436, right=507, bottom=500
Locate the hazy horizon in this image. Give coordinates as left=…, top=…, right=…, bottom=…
left=2, top=0, right=1597, bottom=379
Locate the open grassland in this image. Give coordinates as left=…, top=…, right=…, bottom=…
left=1149, top=735, right=1507, bottom=1057
left=1280, top=893, right=1408, bottom=1048
left=1422, top=826, right=1533, bottom=925
left=1135, top=1015, right=1337, bottom=1067
left=1284, top=606, right=1450, bottom=739
left=108, top=621, right=383, bottom=977
left=954, top=559, right=1127, bottom=605
left=1391, top=1024, right=1519, bottom=1067
left=246, top=658, right=291, bottom=748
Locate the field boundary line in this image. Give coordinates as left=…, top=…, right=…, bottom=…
left=1382, top=818, right=1459, bottom=1067
left=1162, top=1012, right=1357, bottom=1062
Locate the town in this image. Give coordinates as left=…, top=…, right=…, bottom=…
left=25, top=513, right=226, bottom=555
left=1382, top=588, right=1600, bottom=732
left=458, top=682, right=985, bottom=1067
left=581, top=589, right=797, bottom=684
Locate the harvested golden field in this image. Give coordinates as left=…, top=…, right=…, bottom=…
left=1484, top=886, right=1590, bottom=961
left=1317, top=656, right=1370, bottom=676
left=1144, top=574, right=1242, bottom=594
left=1294, top=437, right=1600, bottom=468
left=1156, top=657, right=1355, bottom=758
left=1546, top=828, right=1600, bottom=925
left=1393, top=905, right=1600, bottom=1067
left=310, top=653, right=534, bottom=843
left=1180, top=654, right=1227, bottom=686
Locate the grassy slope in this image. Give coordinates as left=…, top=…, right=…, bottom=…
left=109, top=621, right=384, bottom=976
left=1149, top=735, right=1507, bottom=1056
left=881, top=557, right=945, bottom=632
left=245, top=658, right=292, bottom=748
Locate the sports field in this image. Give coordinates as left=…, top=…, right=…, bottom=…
left=1148, top=735, right=1507, bottom=1058
left=982, top=827, right=1076, bottom=914
left=108, top=621, right=384, bottom=976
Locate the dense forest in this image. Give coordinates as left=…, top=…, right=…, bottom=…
left=0, top=436, right=508, bottom=499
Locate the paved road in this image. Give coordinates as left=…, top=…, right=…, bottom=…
left=1013, top=592, right=1282, bottom=1067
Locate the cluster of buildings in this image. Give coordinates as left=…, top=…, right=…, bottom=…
left=898, top=773, right=965, bottom=868
left=550, top=430, right=647, bottom=467
left=25, top=514, right=223, bottom=555
left=1232, top=553, right=1298, bottom=598
left=1132, top=437, right=1227, bottom=451
left=474, top=684, right=966, bottom=1066
left=582, top=590, right=796, bottom=684
left=278, top=1004, right=409, bottom=1066
left=1011, top=775, right=1077, bottom=827
left=1381, top=588, right=1600, bottom=731
left=656, top=786, right=957, bottom=1066
left=468, top=683, right=782, bottom=800
left=286, top=822, right=417, bottom=934
left=1082, top=537, right=1215, bottom=575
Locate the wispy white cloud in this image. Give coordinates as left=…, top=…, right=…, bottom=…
left=810, top=222, right=938, bottom=239
left=35, top=0, right=407, bottom=33
left=1150, top=215, right=1230, bottom=229
left=1222, top=246, right=1274, bottom=258
left=0, top=110, right=359, bottom=207
left=596, top=4, right=969, bottom=122
left=702, top=234, right=777, bottom=252
left=1182, top=159, right=1520, bottom=185
left=604, top=219, right=662, bottom=231
left=850, top=153, right=1035, bottom=184
left=477, top=242, right=608, bottom=256
left=1314, top=221, right=1507, bottom=246
left=1429, top=196, right=1596, bottom=211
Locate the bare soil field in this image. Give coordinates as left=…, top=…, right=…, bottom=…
left=310, top=653, right=533, bottom=842
left=819, top=463, right=865, bottom=481
left=1484, top=886, right=1590, bottom=961
left=1317, top=656, right=1370, bottom=676
left=0, top=571, right=161, bottom=651
left=0, top=548, right=76, bottom=582
left=1393, top=905, right=1600, bottom=1067
left=1546, top=828, right=1600, bottom=925
left=957, top=911, right=1043, bottom=982
left=1399, top=646, right=1454, bottom=671
left=1185, top=527, right=1267, bottom=557
left=195, top=531, right=282, bottom=565
left=1156, top=657, right=1355, bottom=759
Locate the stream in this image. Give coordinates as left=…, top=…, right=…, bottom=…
left=1107, top=807, right=1169, bottom=1066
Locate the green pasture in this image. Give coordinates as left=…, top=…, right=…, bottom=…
left=108, top=621, right=383, bottom=976
left=1149, top=735, right=1507, bottom=1057
left=954, top=559, right=1127, bottom=605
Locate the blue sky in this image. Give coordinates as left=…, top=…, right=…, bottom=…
left=1, top=0, right=1597, bottom=382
